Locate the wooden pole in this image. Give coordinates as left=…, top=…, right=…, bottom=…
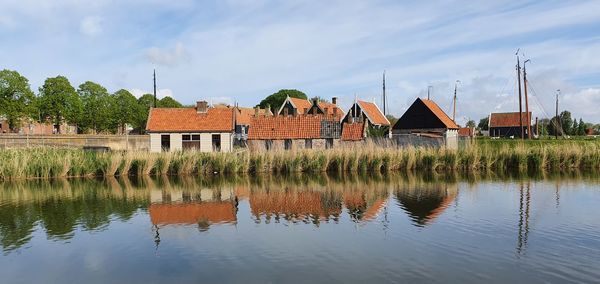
left=453, top=81, right=458, bottom=122
left=516, top=55, right=524, bottom=139
left=523, top=60, right=532, bottom=139
left=555, top=91, right=559, bottom=139
left=382, top=71, right=386, bottom=116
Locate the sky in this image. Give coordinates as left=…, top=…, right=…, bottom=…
left=1, top=0, right=600, bottom=125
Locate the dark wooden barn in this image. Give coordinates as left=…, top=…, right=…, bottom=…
left=488, top=112, right=533, bottom=138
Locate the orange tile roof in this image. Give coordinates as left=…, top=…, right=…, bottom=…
left=146, top=107, right=234, bottom=132
left=489, top=112, right=531, bottom=128
left=318, top=101, right=344, bottom=118
left=341, top=122, right=364, bottom=141
left=247, top=115, right=336, bottom=140
left=149, top=202, right=237, bottom=225
left=420, top=99, right=459, bottom=129
left=458, top=127, right=474, bottom=137
left=357, top=101, right=390, bottom=126
left=235, top=107, right=271, bottom=126
left=288, top=97, right=312, bottom=112
left=250, top=191, right=342, bottom=219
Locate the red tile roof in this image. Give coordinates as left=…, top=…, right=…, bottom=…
left=341, top=122, right=365, bottom=141
left=489, top=112, right=531, bottom=128
left=235, top=107, right=271, bottom=126
left=248, top=115, right=331, bottom=140
left=146, top=107, right=234, bottom=132
left=318, top=101, right=344, bottom=118
left=357, top=101, right=390, bottom=126
left=420, top=99, right=459, bottom=129
left=288, top=97, right=312, bottom=112
left=458, top=127, right=474, bottom=137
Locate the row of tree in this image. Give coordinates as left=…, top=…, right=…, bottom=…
left=0, top=69, right=183, bottom=134
left=477, top=111, right=599, bottom=136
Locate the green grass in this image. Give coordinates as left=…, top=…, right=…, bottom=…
left=1, top=141, right=599, bottom=180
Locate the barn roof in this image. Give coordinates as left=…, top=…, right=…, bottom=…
left=420, top=99, right=459, bottom=129
left=247, top=115, right=339, bottom=140
left=146, top=107, right=234, bottom=132
left=489, top=112, right=531, bottom=128
left=393, top=98, right=459, bottom=130
left=357, top=100, right=390, bottom=126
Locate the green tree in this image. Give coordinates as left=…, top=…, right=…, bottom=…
left=258, top=89, right=307, bottom=112
left=310, top=96, right=329, bottom=103
left=38, top=76, right=82, bottom=133
left=136, top=94, right=155, bottom=132
left=78, top=81, right=113, bottom=133
left=537, top=118, right=550, bottom=136
left=577, top=118, right=585, bottom=136
left=572, top=119, right=579, bottom=136
left=477, top=117, right=489, bottom=130
left=158, top=96, right=183, bottom=108
left=112, top=89, right=140, bottom=134
left=559, top=111, right=573, bottom=136
left=385, top=114, right=398, bottom=126
left=0, top=69, right=36, bottom=130
left=466, top=120, right=476, bottom=128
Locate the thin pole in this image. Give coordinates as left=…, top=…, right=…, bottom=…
left=453, top=81, right=459, bottom=122
left=153, top=69, right=157, bottom=108
left=555, top=90, right=560, bottom=139
left=523, top=60, right=532, bottom=139
left=516, top=54, right=524, bottom=139
left=382, top=71, right=386, bottom=116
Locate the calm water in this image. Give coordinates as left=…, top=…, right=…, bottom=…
left=1, top=172, right=600, bottom=283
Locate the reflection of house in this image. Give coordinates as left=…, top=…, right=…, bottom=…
left=149, top=203, right=237, bottom=225
left=247, top=115, right=341, bottom=151
left=392, top=98, right=459, bottom=149
left=343, top=192, right=387, bottom=222
left=278, top=96, right=343, bottom=119
left=395, top=184, right=457, bottom=227
left=489, top=112, right=533, bottom=138
left=250, top=190, right=342, bottom=222
left=146, top=101, right=234, bottom=152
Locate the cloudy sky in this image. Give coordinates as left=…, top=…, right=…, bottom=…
left=1, top=0, right=599, bottom=124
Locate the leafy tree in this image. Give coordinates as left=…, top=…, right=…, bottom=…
left=547, top=116, right=562, bottom=136
left=577, top=118, right=585, bottom=136
left=537, top=118, right=551, bottom=136
left=136, top=94, right=155, bottom=132
left=572, top=119, right=579, bottom=136
left=258, top=89, right=307, bottom=112
left=477, top=117, right=489, bottom=130
left=466, top=120, right=476, bottom=128
left=158, top=96, right=183, bottom=108
left=38, top=76, right=82, bottom=132
left=78, top=81, right=113, bottom=133
left=386, top=114, right=398, bottom=126
left=559, top=111, right=573, bottom=135
left=0, top=69, right=36, bottom=130
left=112, top=89, right=140, bottom=134
left=366, top=125, right=389, bottom=138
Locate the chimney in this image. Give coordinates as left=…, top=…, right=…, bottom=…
left=196, top=101, right=208, bottom=113
left=332, top=97, right=337, bottom=105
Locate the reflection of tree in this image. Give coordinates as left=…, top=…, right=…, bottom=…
left=395, top=184, right=457, bottom=227
left=0, top=203, right=37, bottom=253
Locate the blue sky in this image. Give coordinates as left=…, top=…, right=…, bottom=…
left=1, top=0, right=600, bottom=124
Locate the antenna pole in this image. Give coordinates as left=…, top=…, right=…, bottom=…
left=382, top=71, right=386, bottom=116
left=153, top=69, right=157, bottom=108
left=427, top=85, right=433, bottom=100
left=516, top=53, right=524, bottom=139
left=555, top=90, right=560, bottom=139
left=453, top=80, right=459, bottom=122
left=523, top=60, right=532, bottom=139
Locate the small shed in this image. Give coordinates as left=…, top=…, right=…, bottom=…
left=489, top=112, right=533, bottom=138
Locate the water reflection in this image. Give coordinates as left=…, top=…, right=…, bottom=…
left=0, top=170, right=599, bottom=255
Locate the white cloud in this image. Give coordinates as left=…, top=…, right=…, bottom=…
left=80, top=16, right=102, bottom=36
left=145, top=42, right=189, bottom=66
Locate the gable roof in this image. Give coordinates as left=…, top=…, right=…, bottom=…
left=146, top=107, right=234, bottom=132
left=279, top=97, right=343, bottom=118
left=234, top=107, right=271, bottom=125
left=247, top=115, right=339, bottom=140
left=357, top=100, right=390, bottom=126
left=393, top=98, right=459, bottom=130
left=341, top=122, right=365, bottom=141
left=489, top=112, right=531, bottom=128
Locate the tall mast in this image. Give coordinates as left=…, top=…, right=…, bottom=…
left=382, top=71, right=386, bottom=116
left=453, top=80, right=459, bottom=122
left=153, top=69, right=157, bottom=108
left=555, top=89, right=560, bottom=139
left=516, top=51, right=524, bottom=139
left=427, top=85, right=433, bottom=100
left=523, top=59, right=532, bottom=139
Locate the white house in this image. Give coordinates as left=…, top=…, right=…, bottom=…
left=146, top=101, right=234, bottom=152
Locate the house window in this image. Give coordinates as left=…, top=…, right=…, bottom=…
left=284, top=139, right=292, bottom=150
left=212, top=134, right=221, bottom=152
left=265, top=140, right=273, bottom=151
left=305, top=139, right=312, bottom=149
left=182, top=134, right=201, bottom=150
left=161, top=135, right=170, bottom=152
left=326, top=138, right=334, bottom=149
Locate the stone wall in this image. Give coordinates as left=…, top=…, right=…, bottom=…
left=0, top=134, right=149, bottom=151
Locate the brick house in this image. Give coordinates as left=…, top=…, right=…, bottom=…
left=146, top=101, right=234, bottom=152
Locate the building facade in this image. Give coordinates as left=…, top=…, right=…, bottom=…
left=146, top=101, right=234, bottom=153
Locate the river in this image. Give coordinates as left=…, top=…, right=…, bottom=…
left=1, top=172, right=599, bottom=283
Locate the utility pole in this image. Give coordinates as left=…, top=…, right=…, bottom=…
left=516, top=50, right=524, bottom=139
left=427, top=85, right=433, bottom=100
left=382, top=71, right=386, bottom=116
left=453, top=80, right=460, bottom=122
left=523, top=59, right=532, bottom=139
left=153, top=69, right=157, bottom=108
left=555, top=89, right=560, bottom=139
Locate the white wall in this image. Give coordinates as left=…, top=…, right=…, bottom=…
left=170, top=133, right=182, bottom=151
left=149, top=133, right=161, bottom=153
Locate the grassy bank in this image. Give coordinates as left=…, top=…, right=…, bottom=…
left=1, top=142, right=600, bottom=180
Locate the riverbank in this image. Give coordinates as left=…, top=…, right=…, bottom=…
left=1, top=141, right=599, bottom=180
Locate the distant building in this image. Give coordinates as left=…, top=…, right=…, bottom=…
left=0, top=116, right=76, bottom=135
left=458, top=127, right=475, bottom=138
left=146, top=101, right=234, bottom=152
left=247, top=114, right=341, bottom=151
left=489, top=112, right=533, bottom=138
left=231, top=106, right=272, bottom=147
left=342, top=100, right=391, bottom=133
left=392, top=98, right=459, bottom=149
left=278, top=96, right=344, bottom=119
